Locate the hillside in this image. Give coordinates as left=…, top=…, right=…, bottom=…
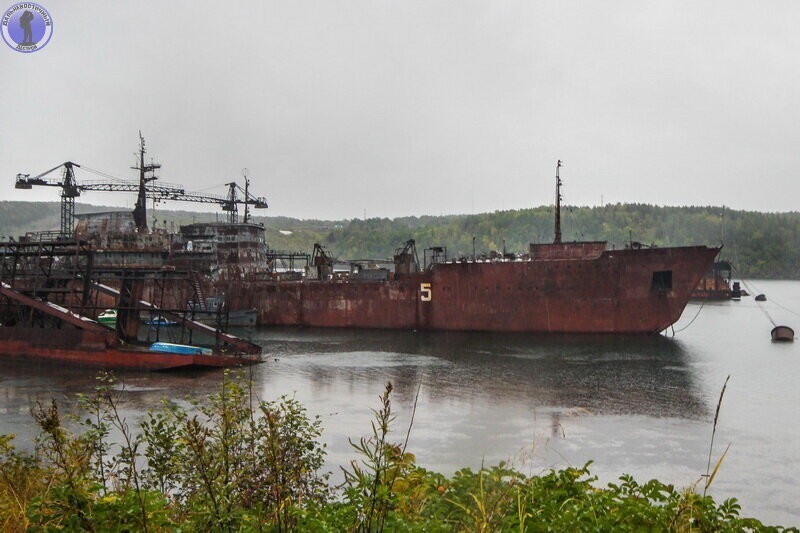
left=2, top=201, right=798, bottom=279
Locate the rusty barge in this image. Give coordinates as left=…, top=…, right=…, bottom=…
left=690, top=260, right=747, bottom=301
left=10, top=142, right=720, bottom=335
left=214, top=240, right=718, bottom=334
left=0, top=239, right=261, bottom=370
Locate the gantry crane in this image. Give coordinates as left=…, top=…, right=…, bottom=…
left=222, top=175, right=268, bottom=224
left=15, top=133, right=268, bottom=236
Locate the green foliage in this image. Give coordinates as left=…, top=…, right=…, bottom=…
left=0, top=374, right=795, bottom=531
left=368, top=464, right=791, bottom=532
left=0, top=434, right=47, bottom=532
left=307, top=205, right=800, bottom=279
left=253, top=393, right=330, bottom=523
left=340, top=382, right=416, bottom=532
left=3, top=200, right=800, bottom=277
left=29, top=399, right=98, bottom=530
left=137, top=370, right=329, bottom=531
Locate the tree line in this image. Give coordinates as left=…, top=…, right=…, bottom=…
left=2, top=201, right=799, bottom=278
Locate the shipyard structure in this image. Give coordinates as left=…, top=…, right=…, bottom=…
left=3, top=141, right=720, bottom=339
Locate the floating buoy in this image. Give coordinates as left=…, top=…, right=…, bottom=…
left=771, top=325, right=794, bottom=342
left=755, top=294, right=767, bottom=302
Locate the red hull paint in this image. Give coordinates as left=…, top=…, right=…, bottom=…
left=215, top=245, right=720, bottom=334
left=0, top=328, right=258, bottom=371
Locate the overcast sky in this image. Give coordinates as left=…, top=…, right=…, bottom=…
left=1, top=1, right=799, bottom=220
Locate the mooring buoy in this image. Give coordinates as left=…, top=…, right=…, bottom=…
left=771, top=325, right=794, bottom=342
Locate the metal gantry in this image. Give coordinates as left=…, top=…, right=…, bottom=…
left=15, top=134, right=269, bottom=236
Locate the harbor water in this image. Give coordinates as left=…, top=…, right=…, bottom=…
left=1, top=279, right=799, bottom=525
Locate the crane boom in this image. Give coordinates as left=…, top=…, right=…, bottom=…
left=14, top=136, right=269, bottom=236
left=220, top=175, right=268, bottom=223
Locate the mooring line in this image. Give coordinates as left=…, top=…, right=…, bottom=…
left=671, top=297, right=707, bottom=335
left=739, top=277, right=800, bottom=320
left=738, top=278, right=777, bottom=326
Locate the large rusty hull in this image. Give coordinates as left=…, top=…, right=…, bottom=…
left=0, top=327, right=257, bottom=371
left=216, top=245, right=719, bottom=334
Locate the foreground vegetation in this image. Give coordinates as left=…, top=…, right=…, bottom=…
left=3, top=201, right=800, bottom=278
left=0, top=373, right=792, bottom=532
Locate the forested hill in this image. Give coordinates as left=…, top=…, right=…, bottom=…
left=2, top=201, right=799, bottom=279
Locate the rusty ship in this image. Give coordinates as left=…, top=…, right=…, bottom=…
left=9, top=143, right=720, bottom=335
left=215, top=241, right=717, bottom=334
left=209, top=161, right=719, bottom=334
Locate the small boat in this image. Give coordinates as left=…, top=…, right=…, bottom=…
left=97, top=309, right=117, bottom=328
left=755, top=294, right=767, bottom=302
left=771, top=325, right=794, bottom=342
left=144, top=315, right=178, bottom=326
left=150, top=342, right=213, bottom=356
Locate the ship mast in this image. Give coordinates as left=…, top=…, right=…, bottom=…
left=243, top=169, right=250, bottom=224
left=554, top=159, right=563, bottom=244
left=131, top=132, right=161, bottom=232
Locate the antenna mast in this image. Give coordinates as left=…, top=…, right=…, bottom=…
left=243, top=169, right=250, bottom=224
left=131, top=131, right=161, bottom=232
left=554, top=160, right=563, bottom=244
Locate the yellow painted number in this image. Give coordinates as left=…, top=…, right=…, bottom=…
left=420, top=282, right=432, bottom=302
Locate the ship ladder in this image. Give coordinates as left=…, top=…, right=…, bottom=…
left=191, top=274, right=207, bottom=311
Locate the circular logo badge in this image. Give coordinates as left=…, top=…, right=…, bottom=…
left=2, top=2, right=53, bottom=53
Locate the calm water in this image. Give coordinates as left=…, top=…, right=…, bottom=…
left=1, top=280, right=799, bottom=525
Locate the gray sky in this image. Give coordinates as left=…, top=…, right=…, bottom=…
left=2, top=1, right=799, bottom=220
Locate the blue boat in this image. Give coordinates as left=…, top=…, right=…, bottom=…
left=149, top=342, right=213, bottom=356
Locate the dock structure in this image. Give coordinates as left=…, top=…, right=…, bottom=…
left=0, top=239, right=261, bottom=370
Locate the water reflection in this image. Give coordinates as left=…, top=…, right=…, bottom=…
left=253, top=328, right=707, bottom=420
left=0, top=329, right=705, bottom=446
left=0, top=361, right=221, bottom=447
